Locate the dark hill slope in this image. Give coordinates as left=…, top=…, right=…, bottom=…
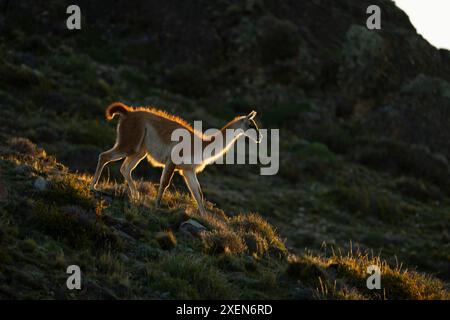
left=0, top=0, right=449, bottom=299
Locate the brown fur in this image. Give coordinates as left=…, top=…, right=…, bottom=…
left=105, top=102, right=131, bottom=120
left=106, top=102, right=209, bottom=155
left=92, top=101, right=259, bottom=215
left=107, top=102, right=198, bottom=133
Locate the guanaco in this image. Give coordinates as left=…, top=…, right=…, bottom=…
left=91, top=102, right=261, bottom=215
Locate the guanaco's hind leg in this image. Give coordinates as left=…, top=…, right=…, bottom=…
left=155, top=161, right=176, bottom=208
left=93, top=115, right=146, bottom=193
left=182, top=170, right=206, bottom=215
left=91, top=147, right=126, bottom=190
left=120, top=150, right=147, bottom=199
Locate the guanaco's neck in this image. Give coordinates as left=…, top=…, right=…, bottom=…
left=201, top=119, right=244, bottom=164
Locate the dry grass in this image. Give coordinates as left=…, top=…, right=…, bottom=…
left=288, top=245, right=450, bottom=300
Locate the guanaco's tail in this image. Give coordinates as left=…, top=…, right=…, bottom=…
left=105, top=102, right=131, bottom=121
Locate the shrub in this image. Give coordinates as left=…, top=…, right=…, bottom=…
left=328, top=250, right=449, bottom=300
left=338, top=24, right=390, bottom=97
left=58, top=144, right=102, bottom=173
left=119, top=66, right=151, bottom=94
left=96, top=251, right=126, bottom=279
left=32, top=203, right=123, bottom=250
left=257, top=16, right=299, bottom=64
left=33, top=123, right=62, bottom=143
left=208, top=97, right=246, bottom=120
left=166, top=64, right=209, bottom=98
left=231, top=213, right=276, bottom=242
left=394, top=177, right=442, bottom=202
left=242, top=232, right=269, bottom=257
left=19, top=238, right=38, bottom=253
left=48, top=53, right=95, bottom=78
left=401, top=74, right=450, bottom=100
left=254, top=85, right=307, bottom=127
left=304, top=123, right=356, bottom=154
left=231, top=213, right=287, bottom=257
left=41, top=174, right=93, bottom=209
left=302, top=143, right=338, bottom=160
left=354, top=140, right=450, bottom=191
left=0, top=62, right=49, bottom=88
left=7, top=137, right=39, bottom=155
left=328, top=183, right=402, bottom=223
left=201, top=230, right=247, bottom=254
left=262, top=101, right=310, bottom=127
left=287, top=255, right=327, bottom=287
left=17, top=35, right=50, bottom=55
left=64, top=115, right=113, bottom=142
left=70, top=94, right=105, bottom=116
left=278, top=151, right=303, bottom=184
left=280, top=142, right=341, bottom=182
left=146, top=254, right=236, bottom=299
left=224, top=96, right=250, bottom=113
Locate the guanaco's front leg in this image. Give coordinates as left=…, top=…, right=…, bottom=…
left=155, top=161, right=176, bottom=208
left=182, top=170, right=206, bottom=215
left=120, top=151, right=147, bottom=199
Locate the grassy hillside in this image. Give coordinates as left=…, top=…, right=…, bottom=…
left=0, top=0, right=449, bottom=299
left=0, top=137, right=447, bottom=299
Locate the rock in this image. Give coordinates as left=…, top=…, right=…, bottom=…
left=33, top=177, right=48, bottom=191
left=179, top=219, right=207, bottom=237
left=13, top=164, right=33, bottom=175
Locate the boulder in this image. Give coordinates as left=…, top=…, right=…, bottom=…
left=179, top=219, right=207, bottom=237
left=33, top=176, right=48, bottom=191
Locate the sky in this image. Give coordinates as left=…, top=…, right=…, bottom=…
left=393, top=0, right=450, bottom=50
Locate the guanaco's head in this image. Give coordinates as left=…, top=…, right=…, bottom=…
left=239, top=110, right=262, bottom=143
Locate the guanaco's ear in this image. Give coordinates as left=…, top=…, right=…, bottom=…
left=247, top=110, right=257, bottom=120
